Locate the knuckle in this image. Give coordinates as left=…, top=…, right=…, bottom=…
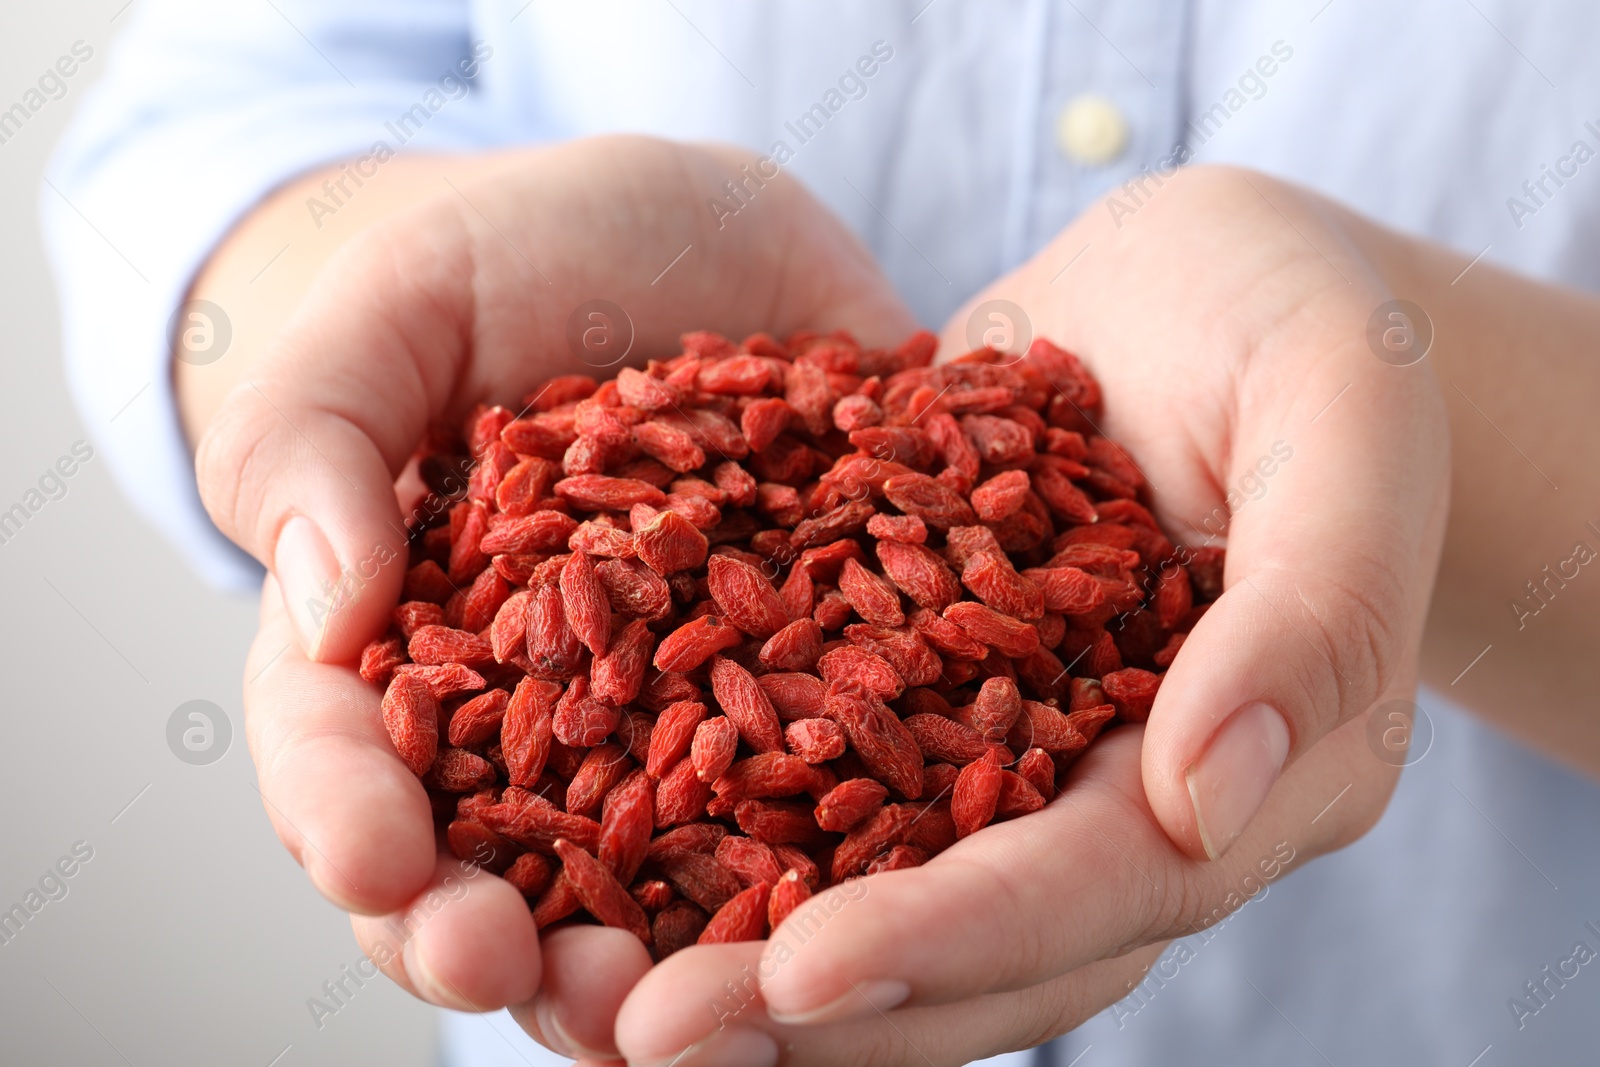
left=804, top=1025, right=908, bottom=1067
left=1139, top=860, right=1212, bottom=945
left=968, top=858, right=1056, bottom=986
left=1010, top=983, right=1093, bottom=1051
left=908, top=856, right=1055, bottom=993
left=193, top=397, right=278, bottom=548
left=1255, top=563, right=1406, bottom=740
left=1309, top=569, right=1406, bottom=717
left=1009, top=946, right=1166, bottom=1052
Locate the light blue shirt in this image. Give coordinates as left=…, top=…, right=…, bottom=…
left=45, top=2, right=1600, bottom=1064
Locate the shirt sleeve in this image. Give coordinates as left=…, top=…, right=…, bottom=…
left=41, top=0, right=501, bottom=591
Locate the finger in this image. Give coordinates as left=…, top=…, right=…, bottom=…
left=742, top=729, right=1169, bottom=1025
left=197, top=138, right=918, bottom=664
left=196, top=214, right=475, bottom=662
left=507, top=926, right=653, bottom=1060
left=349, top=852, right=541, bottom=1011
left=614, top=936, right=1159, bottom=1067
left=754, top=713, right=1383, bottom=1024
left=245, top=575, right=436, bottom=912
left=1139, top=281, right=1449, bottom=860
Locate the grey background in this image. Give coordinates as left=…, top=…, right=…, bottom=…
left=0, top=4, right=435, bottom=1064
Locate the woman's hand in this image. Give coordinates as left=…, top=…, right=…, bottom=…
left=194, top=135, right=914, bottom=662
left=606, top=165, right=1450, bottom=1067
left=196, top=135, right=917, bottom=1056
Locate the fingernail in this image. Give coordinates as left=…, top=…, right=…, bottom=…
left=274, top=515, right=341, bottom=658
left=1186, top=702, right=1291, bottom=860
left=766, top=978, right=910, bottom=1026
left=637, top=1028, right=778, bottom=1067
left=303, top=862, right=362, bottom=914
left=532, top=997, right=575, bottom=1057
left=532, top=995, right=613, bottom=1059
left=402, top=939, right=473, bottom=1011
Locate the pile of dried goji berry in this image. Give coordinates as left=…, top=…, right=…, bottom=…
left=359, top=329, right=1222, bottom=957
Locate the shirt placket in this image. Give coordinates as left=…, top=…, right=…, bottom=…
left=1014, top=0, right=1192, bottom=267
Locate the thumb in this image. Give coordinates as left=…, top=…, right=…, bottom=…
left=194, top=222, right=474, bottom=662
left=194, top=137, right=924, bottom=664
left=1139, top=361, right=1449, bottom=861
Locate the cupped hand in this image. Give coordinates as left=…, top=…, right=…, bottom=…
left=215, top=135, right=917, bottom=1051
left=606, top=165, right=1450, bottom=1066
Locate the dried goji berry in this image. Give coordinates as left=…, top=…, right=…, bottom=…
left=447, top=688, right=510, bottom=747
left=653, top=901, right=710, bottom=958
left=785, top=718, right=845, bottom=764
left=714, top=835, right=784, bottom=888
left=553, top=839, right=651, bottom=943
left=599, top=770, right=655, bottom=884
left=815, top=777, right=888, bottom=833
left=361, top=330, right=1213, bottom=957
left=381, top=673, right=438, bottom=777
left=654, top=614, right=743, bottom=673
left=1102, top=667, right=1162, bottom=723
left=767, top=869, right=812, bottom=929
left=698, top=882, right=771, bottom=944
left=708, top=655, right=784, bottom=754
left=952, top=752, right=1003, bottom=838
left=706, top=554, right=790, bottom=638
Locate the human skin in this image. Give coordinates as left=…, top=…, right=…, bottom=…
left=180, top=144, right=1596, bottom=1064
left=609, top=164, right=1450, bottom=1066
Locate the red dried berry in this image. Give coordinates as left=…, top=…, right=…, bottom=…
left=653, top=901, right=710, bottom=958
left=952, top=752, right=1003, bottom=838
left=447, top=688, right=510, bottom=747
left=590, top=619, right=655, bottom=706
left=657, top=850, right=742, bottom=912
left=944, top=601, right=1040, bottom=658
left=767, top=869, right=812, bottom=929
left=655, top=757, right=713, bottom=828
left=552, top=676, right=621, bottom=748
left=760, top=618, right=824, bottom=671
left=905, top=713, right=988, bottom=765
left=359, top=637, right=407, bottom=686
left=714, top=835, right=785, bottom=888
left=504, top=853, right=554, bottom=897
left=599, top=770, right=655, bottom=884
left=381, top=673, right=439, bottom=777
left=837, top=557, right=906, bottom=627
left=408, top=624, right=494, bottom=667
left=962, top=550, right=1045, bottom=621
left=826, top=685, right=924, bottom=800
left=647, top=700, right=708, bottom=779
left=526, top=583, right=583, bottom=679
left=691, top=715, right=740, bottom=783
left=698, top=882, right=771, bottom=944
left=708, top=655, right=785, bottom=754
left=654, top=614, right=743, bottom=672
left=785, top=718, right=846, bottom=763
left=634, top=510, right=709, bottom=575
left=362, top=330, right=1215, bottom=958
left=832, top=804, right=912, bottom=882
left=705, top=554, right=790, bottom=639
left=1101, top=667, right=1162, bottom=723
left=566, top=744, right=633, bottom=819
left=553, top=839, right=651, bottom=943
left=425, top=748, right=496, bottom=793
left=815, top=778, right=889, bottom=833
left=560, top=551, right=611, bottom=656
left=876, top=541, right=962, bottom=612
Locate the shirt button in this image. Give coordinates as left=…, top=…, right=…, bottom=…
left=1056, top=94, right=1129, bottom=166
